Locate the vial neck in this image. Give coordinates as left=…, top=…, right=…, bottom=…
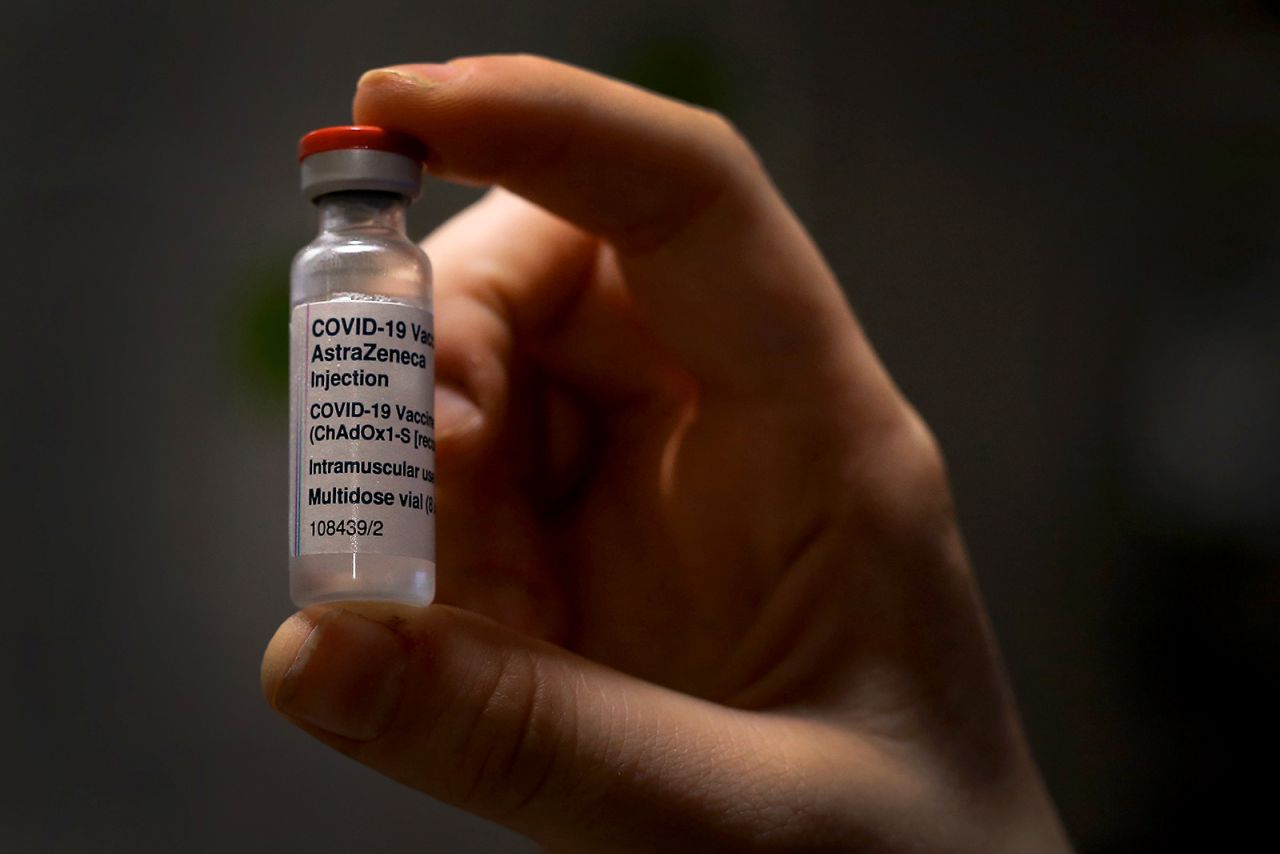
left=316, top=191, right=408, bottom=234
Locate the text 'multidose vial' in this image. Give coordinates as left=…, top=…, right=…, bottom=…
left=289, top=126, right=436, bottom=608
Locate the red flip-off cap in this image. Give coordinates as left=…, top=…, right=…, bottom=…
left=298, top=126, right=428, bottom=163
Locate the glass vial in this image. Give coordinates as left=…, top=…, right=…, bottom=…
left=289, top=126, right=435, bottom=608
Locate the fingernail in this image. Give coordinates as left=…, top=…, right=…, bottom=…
left=275, top=610, right=408, bottom=741
left=358, top=63, right=459, bottom=90
left=436, top=382, right=483, bottom=440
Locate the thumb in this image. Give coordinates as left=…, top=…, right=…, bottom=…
left=261, top=604, right=844, bottom=849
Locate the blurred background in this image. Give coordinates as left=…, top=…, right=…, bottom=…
left=3, top=1, right=1278, bottom=850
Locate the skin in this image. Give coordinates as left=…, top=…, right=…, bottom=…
left=261, top=55, right=1073, bottom=852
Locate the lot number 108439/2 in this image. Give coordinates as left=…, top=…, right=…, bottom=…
left=309, top=519, right=385, bottom=537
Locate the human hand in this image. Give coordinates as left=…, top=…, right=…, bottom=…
left=262, top=55, right=1071, bottom=852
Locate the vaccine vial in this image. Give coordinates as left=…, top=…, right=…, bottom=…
left=289, top=126, right=435, bottom=608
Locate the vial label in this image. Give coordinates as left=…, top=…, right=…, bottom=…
left=289, top=299, right=435, bottom=560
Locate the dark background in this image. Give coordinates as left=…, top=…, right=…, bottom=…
left=4, top=2, right=1278, bottom=851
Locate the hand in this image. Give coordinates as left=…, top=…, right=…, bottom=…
left=262, top=55, right=1071, bottom=852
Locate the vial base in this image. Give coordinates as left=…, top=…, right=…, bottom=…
left=290, top=553, right=436, bottom=609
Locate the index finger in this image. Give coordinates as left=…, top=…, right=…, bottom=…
left=354, top=55, right=893, bottom=406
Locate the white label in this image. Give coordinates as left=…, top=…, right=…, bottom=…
left=289, top=300, right=435, bottom=559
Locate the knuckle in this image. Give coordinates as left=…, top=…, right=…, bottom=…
left=465, top=52, right=551, bottom=78
left=854, top=409, right=957, bottom=545
left=506, top=52, right=557, bottom=71
left=448, top=648, right=564, bottom=818
left=898, top=410, right=951, bottom=498
left=698, top=107, right=764, bottom=173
